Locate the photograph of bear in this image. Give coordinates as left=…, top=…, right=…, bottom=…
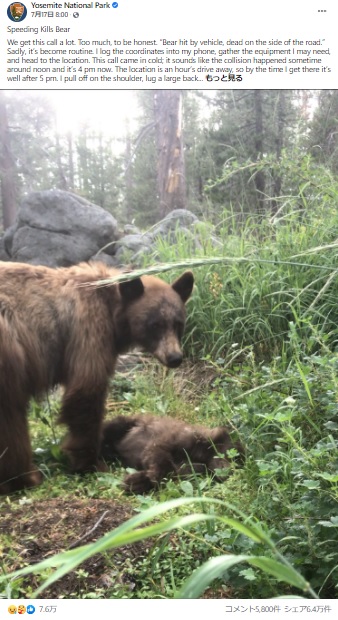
left=100, top=414, right=243, bottom=493
left=0, top=261, right=194, bottom=494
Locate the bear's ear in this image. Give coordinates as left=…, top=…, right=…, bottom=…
left=172, top=271, right=194, bottom=303
left=119, top=278, right=144, bottom=304
left=209, top=427, right=232, bottom=450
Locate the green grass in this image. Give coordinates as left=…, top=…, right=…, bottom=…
left=1, top=349, right=338, bottom=598
left=145, top=193, right=338, bottom=362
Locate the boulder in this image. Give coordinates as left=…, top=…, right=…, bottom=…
left=7, top=190, right=119, bottom=267
left=114, top=233, right=153, bottom=264
left=1, top=192, right=221, bottom=269
left=114, top=209, right=221, bottom=266
left=0, top=235, right=10, bottom=261
left=150, top=209, right=199, bottom=238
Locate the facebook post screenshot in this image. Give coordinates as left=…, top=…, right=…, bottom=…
left=1, top=1, right=337, bottom=87
left=1, top=1, right=338, bottom=617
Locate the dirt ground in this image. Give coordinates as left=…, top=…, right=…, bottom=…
left=0, top=496, right=234, bottom=599
left=0, top=498, right=152, bottom=598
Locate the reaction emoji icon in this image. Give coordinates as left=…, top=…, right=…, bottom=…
left=8, top=605, right=17, bottom=615
left=18, top=606, right=26, bottom=615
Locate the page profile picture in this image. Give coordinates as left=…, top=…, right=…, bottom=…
left=7, top=2, right=27, bottom=21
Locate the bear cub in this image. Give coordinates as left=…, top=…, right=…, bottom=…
left=100, top=414, right=243, bottom=493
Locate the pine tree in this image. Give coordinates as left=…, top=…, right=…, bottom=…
left=308, top=90, right=338, bottom=174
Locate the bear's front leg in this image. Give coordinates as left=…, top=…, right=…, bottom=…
left=60, top=388, right=108, bottom=473
left=123, top=446, right=176, bottom=493
left=175, top=463, right=210, bottom=478
left=123, top=471, right=155, bottom=494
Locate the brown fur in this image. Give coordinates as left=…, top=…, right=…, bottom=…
left=100, top=415, right=244, bottom=493
left=0, top=261, right=194, bottom=494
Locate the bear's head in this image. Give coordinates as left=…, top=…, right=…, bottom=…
left=116, top=271, right=194, bottom=368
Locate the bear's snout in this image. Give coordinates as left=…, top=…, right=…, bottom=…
left=166, top=352, right=183, bottom=368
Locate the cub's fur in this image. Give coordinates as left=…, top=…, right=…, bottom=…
left=101, top=414, right=243, bottom=493
left=0, top=261, right=193, bottom=494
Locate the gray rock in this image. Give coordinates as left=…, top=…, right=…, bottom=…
left=89, top=251, right=119, bottom=267
left=123, top=224, right=140, bottom=235
left=3, top=224, right=16, bottom=255
left=150, top=209, right=199, bottom=238
left=11, top=227, right=103, bottom=267
left=115, top=209, right=221, bottom=266
left=114, top=233, right=153, bottom=264
left=7, top=190, right=120, bottom=267
left=4, top=193, right=221, bottom=270
left=0, top=235, right=10, bottom=261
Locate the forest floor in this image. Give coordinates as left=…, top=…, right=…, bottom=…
left=1, top=499, right=150, bottom=598
left=0, top=358, right=239, bottom=599
left=1, top=350, right=336, bottom=599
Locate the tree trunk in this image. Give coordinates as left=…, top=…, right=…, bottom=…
left=253, top=90, right=265, bottom=217
left=153, top=90, right=186, bottom=218
left=78, top=128, right=91, bottom=195
left=124, top=118, right=133, bottom=222
left=67, top=131, right=75, bottom=191
left=0, top=91, right=17, bottom=229
left=55, top=132, right=68, bottom=191
left=271, top=91, right=285, bottom=215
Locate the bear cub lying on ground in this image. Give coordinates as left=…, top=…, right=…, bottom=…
left=100, top=414, right=243, bottom=493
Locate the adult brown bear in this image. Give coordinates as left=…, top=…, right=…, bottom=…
left=0, top=261, right=194, bottom=494
left=100, top=415, right=243, bottom=493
